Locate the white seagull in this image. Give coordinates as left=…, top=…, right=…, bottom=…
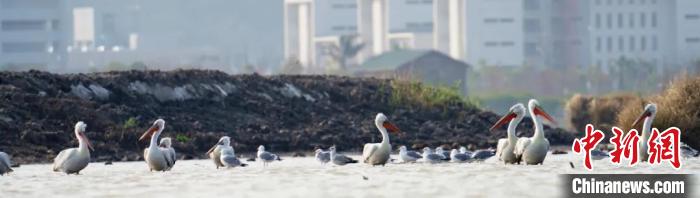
left=329, top=146, right=358, bottom=166
left=159, top=137, right=177, bottom=167
left=631, top=103, right=657, bottom=162
left=422, top=147, right=443, bottom=164
left=207, top=136, right=231, bottom=169
left=315, top=148, right=331, bottom=164
left=362, top=113, right=401, bottom=166
left=139, top=119, right=175, bottom=171
left=514, top=99, right=557, bottom=165
left=0, top=151, right=13, bottom=175
left=53, top=121, right=94, bottom=174
left=435, top=147, right=450, bottom=160
left=459, top=146, right=473, bottom=157
left=220, top=145, right=247, bottom=168
left=490, top=103, right=527, bottom=164
left=257, top=145, right=280, bottom=167
left=399, top=145, right=422, bottom=163
left=450, top=149, right=470, bottom=162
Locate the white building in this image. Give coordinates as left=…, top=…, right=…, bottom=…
left=675, top=0, right=700, bottom=68
left=0, top=0, right=67, bottom=71
left=465, top=0, right=524, bottom=67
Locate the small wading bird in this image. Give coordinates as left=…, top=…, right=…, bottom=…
left=53, top=121, right=94, bottom=174
left=399, top=146, right=422, bottom=163
left=159, top=137, right=177, bottom=167
left=631, top=103, right=656, bottom=162
left=329, top=146, right=358, bottom=166
left=257, top=145, right=281, bottom=167
left=0, top=151, right=13, bottom=175
left=362, top=113, right=401, bottom=166
left=315, top=148, right=331, bottom=164
left=490, top=103, right=527, bottom=164
left=220, top=144, right=247, bottom=168
left=514, top=99, right=557, bottom=165
left=207, top=136, right=232, bottom=169
left=139, top=119, right=175, bottom=171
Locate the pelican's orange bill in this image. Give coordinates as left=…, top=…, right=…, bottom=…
left=631, top=110, right=652, bottom=128
left=383, top=121, right=401, bottom=133
left=490, top=112, right=517, bottom=132
left=139, top=125, right=159, bottom=141
left=533, top=106, right=557, bottom=126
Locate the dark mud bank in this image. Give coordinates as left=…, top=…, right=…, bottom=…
left=0, top=70, right=574, bottom=164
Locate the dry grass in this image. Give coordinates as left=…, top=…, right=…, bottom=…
left=616, top=76, right=700, bottom=149
left=564, top=93, right=644, bottom=135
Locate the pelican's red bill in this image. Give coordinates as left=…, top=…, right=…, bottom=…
left=490, top=112, right=517, bottom=132
left=139, top=125, right=160, bottom=141
left=533, top=106, right=557, bottom=126
left=631, top=110, right=652, bottom=128
left=81, top=133, right=94, bottom=151
left=383, top=121, right=401, bottom=133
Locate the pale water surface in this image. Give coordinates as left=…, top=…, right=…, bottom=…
left=1, top=153, right=698, bottom=198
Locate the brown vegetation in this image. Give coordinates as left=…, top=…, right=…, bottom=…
left=564, top=93, right=644, bottom=135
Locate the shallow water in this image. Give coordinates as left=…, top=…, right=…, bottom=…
left=1, top=153, right=698, bottom=198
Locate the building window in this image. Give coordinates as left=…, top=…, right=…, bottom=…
left=331, top=3, right=357, bottom=9
left=485, top=42, right=498, bottom=47
left=500, top=18, right=515, bottom=23
left=685, top=14, right=700, bottom=20
left=525, top=43, right=539, bottom=56
left=525, top=0, right=539, bottom=10
left=618, top=36, right=624, bottom=52
left=607, top=13, right=613, bottom=29
left=1, top=20, right=46, bottom=31
left=651, top=12, right=657, bottom=27
left=686, top=37, right=700, bottom=43
left=652, top=36, right=658, bottom=51
left=500, top=41, right=515, bottom=46
left=618, top=13, right=624, bottom=28
left=607, top=37, right=613, bottom=52
left=595, top=13, right=601, bottom=29
left=629, top=13, right=635, bottom=28
left=596, top=37, right=602, bottom=52
left=524, top=18, right=541, bottom=33
left=629, top=36, right=635, bottom=51
left=640, top=36, right=646, bottom=51
left=640, top=12, right=646, bottom=28
left=595, top=0, right=601, bottom=5
left=484, top=18, right=498, bottom=23
left=1, top=42, right=46, bottom=53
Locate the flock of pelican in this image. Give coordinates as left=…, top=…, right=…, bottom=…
left=2, top=99, right=685, bottom=176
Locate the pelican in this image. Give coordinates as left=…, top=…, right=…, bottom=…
left=52, top=121, right=93, bottom=174
left=435, top=147, right=450, bottom=160
left=207, top=136, right=231, bottom=169
left=257, top=145, right=280, bottom=167
left=514, top=99, right=557, bottom=165
left=0, top=151, right=12, bottom=175
left=631, top=103, right=656, bottom=162
left=362, top=113, right=401, bottom=166
left=329, top=146, right=358, bottom=166
left=159, top=137, right=177, bottom=167
left=490, top=103, right=527, bottom=164
left=139, top=119, right=175, bottom=171
left=220, top=145, right=247, bottom=168
left=421, top=147, right=443, bottom=164
left=399, top=146, right=421, bottom=163
left=450, top=149, right=470, bottom=162
left=315, top=148, right=331, bottom=164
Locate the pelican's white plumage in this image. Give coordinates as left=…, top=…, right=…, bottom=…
left=0, top=151, right=13, bottom=175
left=491, top=103, right=527, bottom=164
left=140, top=119, right=175, bottom=171
left=632, top=103, right=657, bottom=162
left=53, top=121, right=93, bottom=174
left=362, top=113, right=401, bottom=166
left=514, top=99, right=556, bottom=165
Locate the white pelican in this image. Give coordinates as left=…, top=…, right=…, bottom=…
left=315, top=148, right=331, bottom=164
left=220, top=145, right=247, bottom=168
left=435, top=147, right=450, bottom=160
left=490, top=103, right=527, bottom=164
left=450, top=149, right=470, bottom=162
left=0, top=151, right=12, bottom=175
left=329, top=146, right=358, bottom=166
left=53, top=121, right=93, bottom=174
left=399, top=146, right=421, bottom=163
left=139, top=119, right=175, bottom=171
left=362, top=113, right=401, bottom=166
left=257, top=145, right=280, bottom=167
left=207, top=136, right=231, bottom=169
left=631, top=103, right=656, bottom=162
left=514, top=99, right=557, bottom=165
left=421, top=147, right=443, bottom=164
left=159, top=137, right=177, bottom=167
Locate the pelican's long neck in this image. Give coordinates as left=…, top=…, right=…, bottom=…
left=641, top=116, right=654, bottom=140
left=530, top=107, right=545, bottom=140
left=377, top=123, right=390, bottom=145
left=330, top=149, right=336, bottom=158
left=76, top=133, right=88, bottom=152
left=507, top=116, right=521, bottom=142
left=149, top=130, right=161, bottom=148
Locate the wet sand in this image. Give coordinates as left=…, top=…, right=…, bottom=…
left=1, top=153, right=698, bottom=197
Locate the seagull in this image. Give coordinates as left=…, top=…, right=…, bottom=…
left=220, top=145, right=247, bottom=168
left=490, top=103, right=527, bottom=164
left=450, top=149, right=470, bottom=162
left=362, top=113, right=401, bottom=166
left=471, top=149, right=496, bottom=161
left=257, top=145, right=280, bottom=167
left=459, top=146, right=473, bottom=156
left=53, top=121, right=94, bottom=174
left=422, top=147, right=443, bottom=164
left=590, top=149, right=609, bottom=160
left=315, top=148, right=331, bottom=164
left=399, top=146, right=422, bottom=163
left=680, top=142, right=699, bottom=158
left=514, top=99, right=557, bottom=165
left=139, top=119, right=175, bottom=171
left=159, top=137, right=177, bottom=167
left=207, top=136, right=231, bottom=169
left=329, top=146, right=358, bottom=166
left=435, top=147, right=450, bottom=161
left=0, top=151, right=13, bottom=175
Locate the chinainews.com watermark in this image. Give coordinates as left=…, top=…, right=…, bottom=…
left=562, top=174, right=693, bottom=198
